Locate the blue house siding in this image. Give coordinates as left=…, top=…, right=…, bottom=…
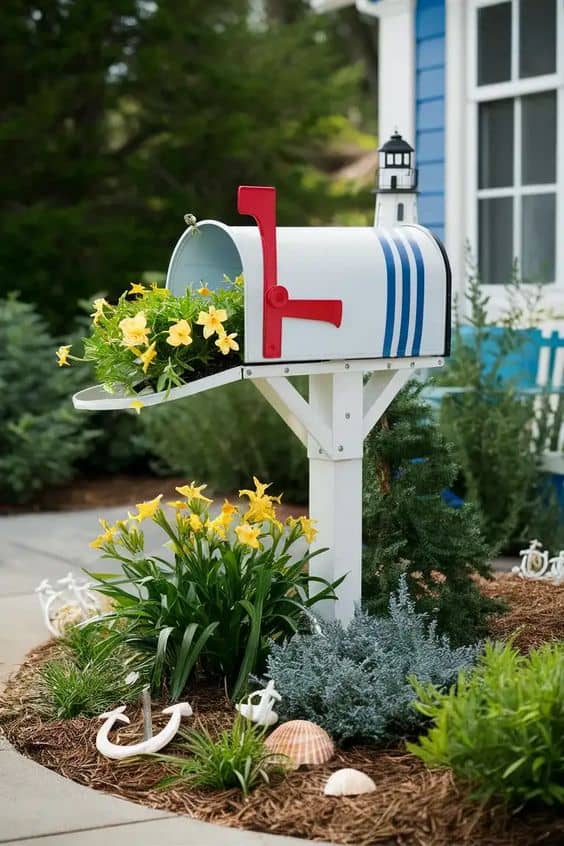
left=415, top=0, right=446, bottom=241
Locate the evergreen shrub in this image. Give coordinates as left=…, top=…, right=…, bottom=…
left=264, top=578, right=479, bottom=744
left=409, top=640, right=564, bottom=807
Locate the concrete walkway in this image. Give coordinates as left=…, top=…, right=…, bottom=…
left=0, top=505, right=332, bottom=846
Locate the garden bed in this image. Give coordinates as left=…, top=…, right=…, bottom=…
left=1, top=576, right=563, bottom=846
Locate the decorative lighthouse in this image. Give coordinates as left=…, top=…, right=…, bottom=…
left=374, top=131, right=418, bottom=227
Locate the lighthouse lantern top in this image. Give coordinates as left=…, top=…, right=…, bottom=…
left=377, top=132, right=417, bottom=193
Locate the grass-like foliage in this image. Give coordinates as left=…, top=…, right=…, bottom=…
left=264, top=577, right=478, bottom=744
left=38, top=624, right=145, bottom=719
left=408, top=640, right=564, bottom=807
left=61, top=276, right=244, bottom=396
left=88, top=478, right=340, bottom=701
left=156, top=715, right=286, bottom=796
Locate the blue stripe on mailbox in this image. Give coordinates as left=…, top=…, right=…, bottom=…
left=405, top=234, right=425, bottom=356
left=378, top=231, right=397, bottom=358
left=391, top=234, right=411, bottom=357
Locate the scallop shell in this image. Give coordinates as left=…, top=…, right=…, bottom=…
left=264, top=719, right=334, bottom=768
left=324, top=768, right=376, bottom=796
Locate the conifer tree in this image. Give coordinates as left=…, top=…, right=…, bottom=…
left=362, top=381, right=501, bottom=645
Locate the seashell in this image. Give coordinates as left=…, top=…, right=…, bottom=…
left=264, top=719, right=334, bottom=768
left=323, top=768, right=376, bottom=796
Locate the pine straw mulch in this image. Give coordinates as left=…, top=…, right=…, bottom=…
left=1, top=577, right=564, bottom=846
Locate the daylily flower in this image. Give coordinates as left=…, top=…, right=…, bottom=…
left=89, top=518, right=119, bottom=549
left=206, top=516, right=227, bottom=539
left=91, top=298, right=110, bottom=325
left=167, top=319, right=192, bottom=347
left=239, top=477, right=281, bottom=524
left=56, top=345, right=71, bottom=367
left=188, top=513, right=203, bottom=532
left=221, top=499, right=238, bottom=522
left=235, top=522, right=261, bottom=549
left=215, top=331, right=239, bottom=355
left=287, top=515, right=318, bottom=544
left=129, top=494, right=163, bottom=522
left=129, top=282, right=146, bottom=296
left=196, top=305, right=227, bottom=339
left=167, top=500, right=189, bottom=510
left=234, top=274, right=245, bottom=287
left=175, top=482, right=213, bottom=503
left=119, top=312, right=150, bottom=348
left=138, top=341, right=157, bottom=373
left=129, top=400, right=144, bottom=414
left=198, top=285, right=211, bottom=296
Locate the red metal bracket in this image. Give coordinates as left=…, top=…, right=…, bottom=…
left=237, top=185, right=343, bottom=359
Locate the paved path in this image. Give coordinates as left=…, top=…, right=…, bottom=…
left=0, top=505, right=332, bottom=846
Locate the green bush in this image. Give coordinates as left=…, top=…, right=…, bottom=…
left=264, top=577, right=479, bottom=745
left=156, top=715, right=285, bottom=796
left=408, top=641, right=564, bottom=807
left=89, top=480, right=340, bottom=701
left=0, top=296, right=98, bottom=503
left=141, top=380, right=308, bottom=503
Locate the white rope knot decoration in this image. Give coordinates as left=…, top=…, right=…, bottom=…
left=512, top=540, right=564, bottom=585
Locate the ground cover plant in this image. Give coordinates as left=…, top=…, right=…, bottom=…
left=264, top=577, right=479, bottom=744
left=88, top=478, right=340, bottom=701
left=362, top=380, right=501, bottom=646
left=59, top=276, right=244, bottom=398
left=409, top=640, right=564, bottom=808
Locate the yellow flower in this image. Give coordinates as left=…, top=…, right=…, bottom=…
left=239, top=477, right=282, bottom=524
left=138, top=341, right=157, bottom=373
left=56, top=345, right=71, bottom=367
left=235, top=522, right=261, bottom=549
left=129, top=282, right=147, bottom=295
left=175, top=482, right=213, bottom=504
left=119, top=312, right=150, bottom=348
left=206, top=516, right=227, bottom=539
left=299, top=516, right=317, bottom=544
left=89, top=518, right=119, bottom=549
left=150, top=282, right=169, bottom=296
left=167, top=500, right=189, bottom=510
left=215, top=331, right=239, bottom=355
left=129, top=400, right=144, bottom=414
left=198, top=285, right=211, bottom=296
left=129, top=494, right=163, bottom=522
left=167, top=319, right=192, bottom=347
left=221, top=499, right=238, bottom=522
left=196, top=305, right=228, bottom=339
left=91, top=298, right=110, bottom=325
left=234, top=274, right=245, bottom=287
left=188, top=513, right=203, bottom=532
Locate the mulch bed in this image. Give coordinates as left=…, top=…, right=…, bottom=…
left=1, top=577, right=563, bottom=846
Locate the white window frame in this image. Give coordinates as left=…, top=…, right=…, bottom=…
left=466, top=0, right=564, bottom=314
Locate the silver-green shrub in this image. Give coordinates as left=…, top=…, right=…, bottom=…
left=264, top=578, right=479, bottom=744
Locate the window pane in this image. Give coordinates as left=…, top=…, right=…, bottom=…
left=522, top=91, right=556, bottom=184
left=479, top=99, right=514, bottom=188
left=520, top=0, right=556, bottom=78
left=478, top=3, right=511, bottom=85
left=479, top=197, right=513, bottom=285
left=522, top=193, right=555, bottom=283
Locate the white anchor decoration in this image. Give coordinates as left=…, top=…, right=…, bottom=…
left=235, top=680, right=281, bottom=727
left=512, top=540, right=564, bottom=585
left=96, top=701, right=193, bottom=760
left=35, top=573, right=106, bottom=637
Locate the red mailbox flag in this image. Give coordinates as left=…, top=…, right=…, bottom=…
left=237, top=186, right=343, bottom=359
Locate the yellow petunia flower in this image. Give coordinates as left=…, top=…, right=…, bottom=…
left=91, top=298, right=110, bottom=325
left=235, top=522, right=261, bottom=549
left=129, top=494, right=163, bottom=522
left=129, top=282, right=146, bottom=296
left=56, top=345, right=71, bottom=367
left=167, top=319, right=192, bottom=347
left=138, top=341, right=157, bottom=373
left=215, top=331, right=239, bottom=355
left=119, top=312, right=150, bottom=348
left=129, top=399, right=144, bottom=414
left=175, top=482, right=213, bottom=504
left=188, top=513, right=203, bottom=532
left=89, top=518, right=119, bottom=549
left=196, top=305, right=228, bottom=339
left=198, top=285, right=211, bottom=296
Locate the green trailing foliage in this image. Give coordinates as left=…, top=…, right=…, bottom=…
left=435, top=266, right=563, bottom=552
left=263, top=577, right=479, bottom=745
left=362, top=380, right=501, bottom=646
left=156, top=714, right=286, bottom=796
left=408, top=640, right=564, bottom=808
left=0, top=296, right=98, bottom=504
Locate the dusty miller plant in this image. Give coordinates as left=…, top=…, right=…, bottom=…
left=263, top=577, right=479, bottom=745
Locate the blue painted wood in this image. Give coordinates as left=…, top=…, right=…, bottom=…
left=416, top=0, right=446, bottom=238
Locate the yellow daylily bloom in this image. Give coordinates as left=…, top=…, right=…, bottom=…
left=198, top=285, right=211, bottom=296
left=206, top=516, right=227, bottom=539
left=129, top=399, right=144, bottom=414
left=56, top=345, right=71, bottom=367
left=244, top=497, right=278, bottom=524
left=175, top=482, right=213, bottom=504
left=221, top=500, right=238, bottom=521
left=129, top=494, right=163, bottom=522
left=215, top=331, right=239, bottom=355
left=298, top=516, right=318, bottom=544
left=167, top=319, right=192, bottom=347
left=89, top=518, right=119, bottom=549
left=129, top=282, right=147, bottom=295
left=234, top=274, right=245, bottom=287
left=91, top=298, right=110, bottom=325
left=119, top=312, right=150, bottom=348
left=138, top=341, right=157, bottom=373
left=196, top=305, right=228, bottom=339
left=167, top=500, right=189, bottom=510
left=235, top=522, right=261, bottom=549
left=188, top=513, right=203, bottom=532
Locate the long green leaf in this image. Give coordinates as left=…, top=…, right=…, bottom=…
left=170, top=621, right=220, bottom=701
